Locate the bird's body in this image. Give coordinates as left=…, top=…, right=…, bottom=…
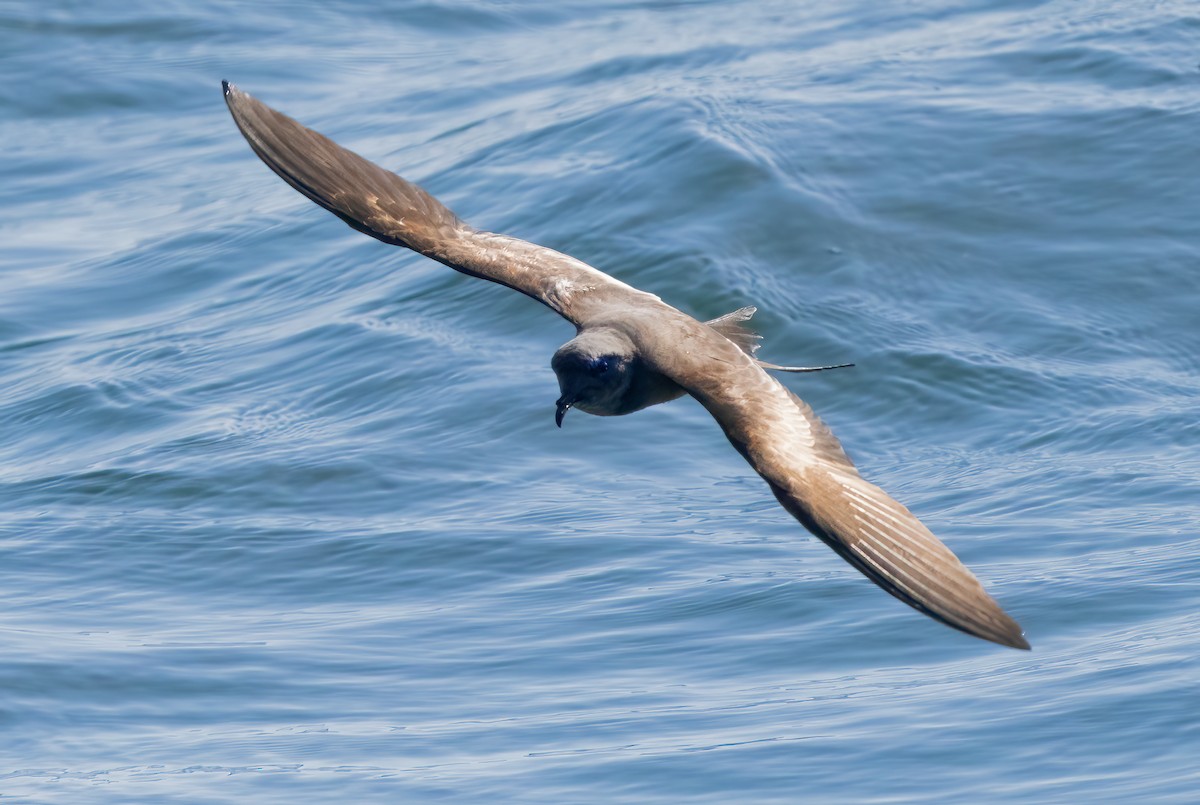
left=223, top=81, right=1029, bottom=650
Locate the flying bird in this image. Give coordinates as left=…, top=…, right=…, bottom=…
left=222, top=81, right=1029, bottom=649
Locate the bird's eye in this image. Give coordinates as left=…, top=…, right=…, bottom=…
left=588, top=357, right=610, bottom=376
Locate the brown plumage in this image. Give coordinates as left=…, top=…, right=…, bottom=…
left=223, top=81, right=1029, bottom=649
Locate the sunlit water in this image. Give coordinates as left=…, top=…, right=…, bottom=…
left=2, top=1, right=1198, bottom=802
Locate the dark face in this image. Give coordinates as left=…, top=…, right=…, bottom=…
left=550, top=328, right=638, bottom=426
left=551, top=348, right=628, bottom=426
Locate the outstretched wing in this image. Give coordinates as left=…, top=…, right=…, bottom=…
left=222, top=81, right=651, bottom=324
left=224, top=82, right=1027, bottom=648
left=668, top=334, right=1029, bottom=649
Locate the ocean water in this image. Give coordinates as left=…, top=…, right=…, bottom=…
left=2, top=1, right=1198, bottom=801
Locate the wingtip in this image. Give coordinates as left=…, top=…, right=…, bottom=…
left=222, top=80, right=246, bottom=105
left=975, top=609, right=1030, bottom=650
left=1001, top=627, right=1032, bottom=651
left=222, top=81, right=255, bottom=121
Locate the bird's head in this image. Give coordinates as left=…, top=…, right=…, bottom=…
left=550, top=329, right=636, bottom=426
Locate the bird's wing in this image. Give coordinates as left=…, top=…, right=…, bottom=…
left=222, top=82, right=651, bottom=324
left=224, top=82, right=1027, bottom=649
left=663, top=334, right=1029, bottom=649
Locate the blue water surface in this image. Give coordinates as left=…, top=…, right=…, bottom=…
left=2, top=1, right=1198, bottom=802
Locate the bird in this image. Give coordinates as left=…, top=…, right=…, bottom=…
left=222, top=81, right=1029, bottom=650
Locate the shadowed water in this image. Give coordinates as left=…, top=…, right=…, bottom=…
left=2, top=1, right=1198, bottom=802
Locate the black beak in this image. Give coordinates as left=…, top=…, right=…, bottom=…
left=555, top=397, right=572, bottom=428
